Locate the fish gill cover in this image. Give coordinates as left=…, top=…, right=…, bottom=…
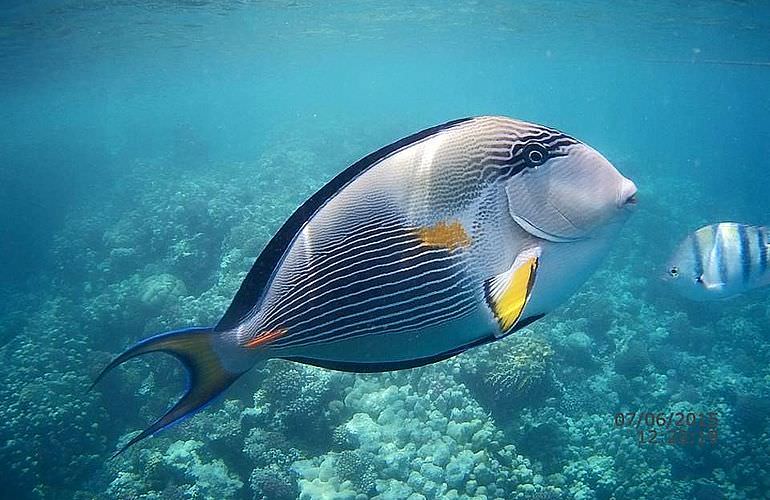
left=1, top=1, right=769, bottom=499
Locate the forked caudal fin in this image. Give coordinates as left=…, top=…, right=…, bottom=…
left=91, top=326, right=244, bottom=457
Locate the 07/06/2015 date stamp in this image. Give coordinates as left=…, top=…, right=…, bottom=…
left=613, top=411, right=719, bottom=447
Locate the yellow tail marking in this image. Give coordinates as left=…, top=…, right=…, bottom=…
left=492, top=257, right=538, bottom=331
left=416, top=220, right=472, bottom=251
left=242, top=328, right=286, bottom=349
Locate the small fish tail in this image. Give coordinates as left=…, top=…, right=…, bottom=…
left=91, top=326, right=245, bottom=457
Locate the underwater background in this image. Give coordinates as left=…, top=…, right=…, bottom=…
left=2, top=1, right=770, bottom=499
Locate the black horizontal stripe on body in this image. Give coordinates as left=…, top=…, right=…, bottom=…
left=215, top=117, right=474, bottom=332
left=267, top=248, right=473, bottom=348
left=262, top=231, right=457, bottom=331
left=268, top=255, right=467, bottom=338
left=298, top=216, right=405, bottom=265
left=282, top=274, right=475, bottom=345
left=260, top=226, right=411, bottom=325
left=258, top=223, right=425, bottom=326
left=267, top=254, right=466, bottom=338
left=272, top=294, right=477, bottom=350
left=263, top=216, right=407, bottom=293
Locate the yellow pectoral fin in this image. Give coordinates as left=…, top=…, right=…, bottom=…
left=485, top=249, right=540, bottom=334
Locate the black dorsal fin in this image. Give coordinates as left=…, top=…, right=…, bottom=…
left=215, top=117, right=474, bottom=332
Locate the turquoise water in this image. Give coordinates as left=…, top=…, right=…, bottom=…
left=2, top=1, right=770, bottom=499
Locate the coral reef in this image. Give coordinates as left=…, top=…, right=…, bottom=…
left=613, top=338, right=651, bottom=378
left=104, top=439, right=243, bottom=500
left=290, top=368, right=558, bottom=499
left=250, top=466, right=299, bottom=500
left=454, top=334, right=556, bottom=417
left=483, top=336, right=555, bottom=402
left=3, top=131, right=770, bottom=500
left=137, top=273, right=188, bottom=311
left=0, top=297, right=108, bottom=500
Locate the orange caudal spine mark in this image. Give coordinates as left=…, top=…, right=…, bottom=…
left=242, top=328, right=286, bottom=349
left=416, top=220, right=472, bottom=251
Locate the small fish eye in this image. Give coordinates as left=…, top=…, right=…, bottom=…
left=669, top=266, right=679, bottom=278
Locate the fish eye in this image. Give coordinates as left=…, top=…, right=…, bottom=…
left=523, top=143, right=548, bottom=167
left=528, top=150, right=544, bottom=163
left=669, top=266, right=679, bottom=278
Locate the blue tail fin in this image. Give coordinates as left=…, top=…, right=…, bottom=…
left=91, top=326, right=243, bottom=457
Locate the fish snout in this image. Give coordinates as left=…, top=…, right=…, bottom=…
left=618, top=178, right=638, bottom=209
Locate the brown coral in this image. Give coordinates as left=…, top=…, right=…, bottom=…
left=484, top=336, right=554, bottom=400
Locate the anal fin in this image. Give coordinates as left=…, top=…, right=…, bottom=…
left=484, top=247, right=540, bottom=336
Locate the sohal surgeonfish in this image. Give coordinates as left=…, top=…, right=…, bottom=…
left=93, top=116, right=638, bottom=454
left=665, top=222, right=770, bottom=300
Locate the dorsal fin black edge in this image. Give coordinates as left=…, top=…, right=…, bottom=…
left=215, top=116, right=475, bottom=332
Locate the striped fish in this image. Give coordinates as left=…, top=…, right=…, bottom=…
left=665, top=222, right=770, bottom=300
left=92, top=116, right=637, bottom=454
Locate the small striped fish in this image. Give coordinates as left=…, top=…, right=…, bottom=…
left=665, top=222, right=770, bottom=300
left=92, top=116, right=637, bottom=455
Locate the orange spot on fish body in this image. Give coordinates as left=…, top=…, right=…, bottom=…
left=242, top=328, right=286, bottom=348
left=416, top=220, right=471, bottom=251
